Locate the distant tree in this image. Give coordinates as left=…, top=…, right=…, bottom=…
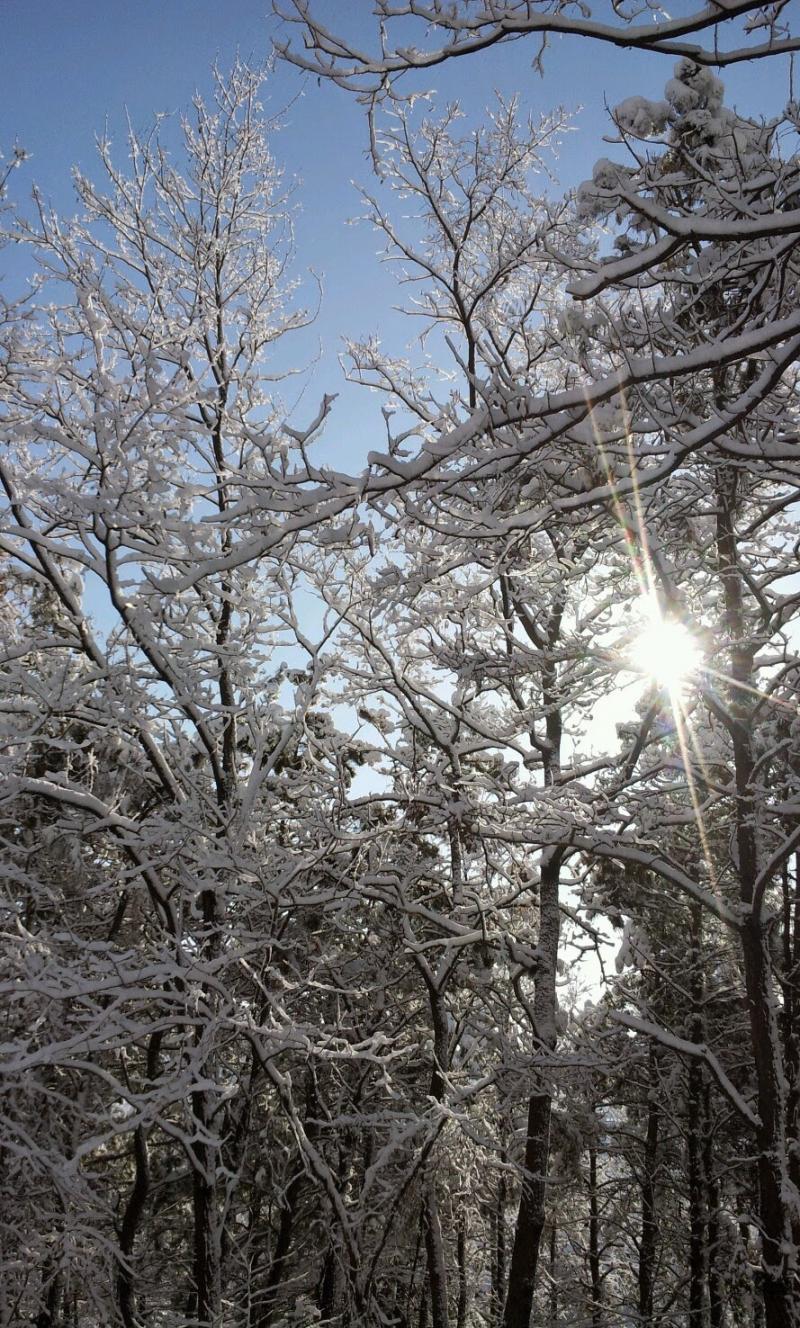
left=0, top=62, right=371, bottom=1328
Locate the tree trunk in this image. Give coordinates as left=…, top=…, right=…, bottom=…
left=191, top=1085, right=220, bottom=1328
left=717, top=473, right=797, bottom=1328
left=688, top=1057, right=706, bottom=1328
left=588, top=1138, right=602, bottom=1328
left=703, top=1084, right=723, bottom=1328
left=639, top=1046, right=659, bottom=1327
left=456, top=1215, right=468, bottom=1328
left=116, top=1126, right=150, bottom=1328
left=491, top=1152, right=507, bottom=1327
left=116, top=1029, right=162, bottom=1328
left=740, top=918, right=796, bottom=1328
left=257, top=1163, right=304, bottom=1327
left=548, top=1223, right=558, bottom=1327
left=688, top=904, right=707, bottom=1328
left=421, top=986, right=451, bottom=1328
left=424, top=1184, right=450, bottom=1328
left=781, top=857, right=800, bottom=1213
left=318, top=1245, right=339, bottom=1325
left=502, top=1090, right=552, bottom=1328
left=418, top=1277, right=430, bottom=1328
left=35, top=1265, right=62, bottom=1328
left=503, top=851, right=561, bottom=1328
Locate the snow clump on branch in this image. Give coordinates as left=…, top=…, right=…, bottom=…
left=665, top=62, right=723, bottom=116
left=575, top=158, right=635, bottom=218
left=613, top=96, right=671, bottom=139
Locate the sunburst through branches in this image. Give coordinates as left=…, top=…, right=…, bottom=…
left=629, top=604, right=703, bottom=695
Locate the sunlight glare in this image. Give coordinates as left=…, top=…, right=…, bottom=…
left=630, top=609, right=702, bottom=693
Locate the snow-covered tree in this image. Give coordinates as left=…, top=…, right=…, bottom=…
left=4, top=8, right=800, bottom=1326
left=0, top=63, right=373, bottom=1328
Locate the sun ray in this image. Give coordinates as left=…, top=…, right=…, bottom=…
left=671, top=689, right=720, bottom=895
left=621, top=387, right=659, bottom=605
left=584, top=385, right=655, bottom=606
left=702, top=664, right=800, bottom=716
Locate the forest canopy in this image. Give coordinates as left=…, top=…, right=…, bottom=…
left=1, top=4, right=800, bottom=1328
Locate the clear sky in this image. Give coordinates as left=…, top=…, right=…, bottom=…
left=2, top=0, right=790, bottom=468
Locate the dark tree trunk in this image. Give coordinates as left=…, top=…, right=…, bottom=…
left=781, top=858, right=800, bottom=1211
left=257, top=1163, right=304, bottom=1327
left=502, top=1090, right=552, bottom=1328
left=638, top=1046, right=659, bottom=1327
left=548, top=1223, right=558, bottom=1327
left=588, top=1138, right=603, bottom=1328
left=688, top=905, right=707, bottom=1328
left=703, top=1084, right=723, bottom=1328
left=318, top=1245, right=339, bottom=1324
left=740, top=917, right=796, bottom=1328
left=421, top=986, right=451, bottom=1328
left=404, top=1200, right=427, bottom=1328
left=116, top=1126, right=150, bottom=1328
left=502, top=852, right=562, bottom=1328
left=116, top=1029, right=162, bottom=1328
left=688, top=1057, right=706, bottom=1328
left=424, top=1184, right=449, bottom=1328
left=36, top=1266, right=62, bottom=1328
left=456, top=1216, right=468, bottom=1328
left=490, top=1152, right=507, bottom=1327
left=191, top=1086, right=220, bottom=1328
left=418, top=1278, right=430, bottom=1328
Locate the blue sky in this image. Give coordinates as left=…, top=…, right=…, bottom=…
left=2, top=0, right=790, bottom=468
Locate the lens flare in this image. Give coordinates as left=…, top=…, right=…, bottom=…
left=629, top=608, right=702, bottom=693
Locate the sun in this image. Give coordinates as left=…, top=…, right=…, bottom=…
left=629, top=606, right=702, bottom=693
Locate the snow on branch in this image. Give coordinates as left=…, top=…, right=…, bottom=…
left=612, top=1011, right=760, bottom=1128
